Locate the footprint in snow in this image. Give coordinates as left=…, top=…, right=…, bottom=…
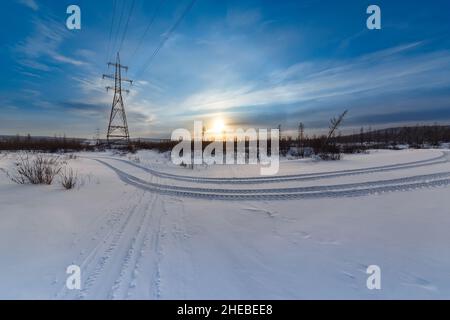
left=243, top=207, right=278, bottom=218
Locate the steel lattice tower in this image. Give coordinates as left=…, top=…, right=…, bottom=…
left=103, top=53, right=133, bottom=144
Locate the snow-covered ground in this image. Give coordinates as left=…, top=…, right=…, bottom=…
left=0, top=149, right=450, bottom=299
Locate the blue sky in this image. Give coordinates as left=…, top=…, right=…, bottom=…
left=1, top=0, right=450, bottom=138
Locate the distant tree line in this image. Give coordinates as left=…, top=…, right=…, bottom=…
left=334, top=125, right=450, bottom=147
left=2, top=124, right=449, bottom=156
left=128, top=139, right=178, bottom=153
left=276, top=124, right=450, bottom=157
left=0, top=134, right=91, bottom=152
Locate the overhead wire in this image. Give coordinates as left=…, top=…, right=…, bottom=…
left=106, top=0, right=118, bottom=63
left=110, top=0, right=128, bottom=60
left=134, top=0, right=197, bottom=79
left=117, top=0, right=137, bottom=55
left=129, top=0, right=166, bottom=62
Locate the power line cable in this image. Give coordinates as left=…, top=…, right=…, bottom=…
left=135, top=0, right=197, bottom=79
left=129, top=0, right=166, bottom=62
left=110, top=0, right=127, bottom=60
left=106, top=0, right=118, bottom=63
left=118, top=0, right=137, bottom=55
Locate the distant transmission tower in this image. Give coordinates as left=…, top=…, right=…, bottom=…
left=298, top=122, right=304, bottom=148
left=103, top=53, right=133, bottom=144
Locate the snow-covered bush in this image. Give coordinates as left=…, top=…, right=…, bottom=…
left=8, top=153, right=62, bottom=185
left=60, top=167, right=78, bottom=190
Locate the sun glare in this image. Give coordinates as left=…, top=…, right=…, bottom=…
left=211, top=118, right=226, bottom=134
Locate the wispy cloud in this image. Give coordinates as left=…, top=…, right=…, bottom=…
left=17, top=0, right=39, bottom=11
left=14, top=16, right=87, bottom=71
left=174, top=43, right=450, bottom=116
left=52, top=53, right=87, bottom=66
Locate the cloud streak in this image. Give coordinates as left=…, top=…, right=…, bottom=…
left=17, top=0, right=38, bottom=11
left=167, top=43, right=450, bottom=127
left=14, top=16, right=87, bottom=72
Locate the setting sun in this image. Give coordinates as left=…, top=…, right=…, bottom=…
left=211, top=118, right=226, bottom=134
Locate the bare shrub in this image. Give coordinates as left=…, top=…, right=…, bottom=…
left=60, top=167, right=78, bottom=190
left=65, top=154, right=78, bottom=160
left=8, top=153, right=62, bottom=185
left=318, top=152, right=342, bottom=161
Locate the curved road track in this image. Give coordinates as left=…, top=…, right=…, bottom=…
left=88, top=151, right=450, bottom=201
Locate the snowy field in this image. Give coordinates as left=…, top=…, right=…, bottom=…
left=0, top=149, right=450, bottom=300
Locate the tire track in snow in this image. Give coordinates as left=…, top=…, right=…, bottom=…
left=55, top=190, right=142, bottom=300
left=125, top=193, right=161, bottom=299
left=93, top=158, right=450, bottom=201
left=74, top=191, right=146, bottom=299
left=152, top=197, right=166, bottom=299
left=109, top=193, right=158, bottom=299
left=93, top=152, right=448, bottom=184
left=106, top=182, right=167, bottom=299
left=155, top=197, right=192, bottom=299
left=169, top=197, right=192, bottom=298
left=69, top=190, right=134, bottom=257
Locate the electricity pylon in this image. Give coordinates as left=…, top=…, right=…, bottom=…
left=103, top=52, right=133, bottom=144
left=298, top=122, right=304, bottom=148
